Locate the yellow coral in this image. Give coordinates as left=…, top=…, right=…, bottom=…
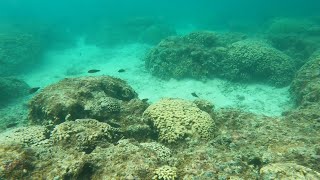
left=143, top=98, right=215, bottom=143
left=152, top=165, right=177, bottom=180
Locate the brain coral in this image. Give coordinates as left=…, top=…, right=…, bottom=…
left=29, top=76, right=138, bottom=125
left=143, top=98, right=215, bottom=143
left=222, top=39, right=296, bottom=86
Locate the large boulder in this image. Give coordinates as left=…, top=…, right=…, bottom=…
left=145, top=31, right=295, bottom=86
left=145, top=31, right=245, bottom=80
left=29, top=76, right=143, bottom=124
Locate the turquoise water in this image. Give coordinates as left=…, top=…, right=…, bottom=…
left=0, top=1, right=320, bottom=179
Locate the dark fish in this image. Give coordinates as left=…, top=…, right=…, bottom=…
left=6, top=122, right=18, bottom=128
left=142, top=98, right=149, bottom=102
left=88, top=69, right=100, bottom=73
left=118, top=69, right=126, bottom=73
left=191, top=92, right=199, bottom=98
left=29, top=87, right=40, bottom=94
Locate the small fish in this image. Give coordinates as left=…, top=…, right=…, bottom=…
left=118, top=69, right=126, bottom=73
left=6, top=122, right=18, bottom=128
left=191, top=92, right=199, bottom=98
left=88, top=69, right=100, bottom=73
left=142, top=98, right=149, bottom=102
left=29, top=87, right=40, bottom=94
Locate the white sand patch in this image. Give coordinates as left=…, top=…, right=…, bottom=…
left=21, top=38, right=294, bottom=117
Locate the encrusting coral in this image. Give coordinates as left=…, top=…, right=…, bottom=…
left=51, top=119, right=121, bottom=153
left=260, top=163, right=320, bottom=179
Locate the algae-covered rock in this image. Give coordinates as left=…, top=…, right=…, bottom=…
left=0, top=77, right=30, bottom=107
left=28, top=76, right=139, bottom=125
left=145, top=31, right=295, bottom=86
left=51, top=119, right=121, bottom=153
left=260, top=163, right=320, bottom=179
left=290, top=51, right=320, bottom=106
left=89, top=139, right=165, bottom=179
left=222, top=39, right=295, bottom=86
left=145, top=31, right=245, bottom=80
left=0, top=145, right=35, bottom=179
left=0, top=32, right=43, bottom=75
left=143, top=98, right=215, bottom=143
left=0, top=126, right=48, bottom=146
left=31, top=145, right=89, bottom=180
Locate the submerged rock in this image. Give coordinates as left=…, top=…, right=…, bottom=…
left=260, top=163, right=320, bottom=179
left=28, top=76, right=139, bottom=125
left=51, top=119, right=121, bottom=153
left=290, top=50, right=320, bottom=106
left=145, top=31, right=295, bottom=86
left=145, top=31, right=243, bottom=80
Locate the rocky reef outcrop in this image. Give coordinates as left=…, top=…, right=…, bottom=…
left=145, top=31, right=296, bottom=87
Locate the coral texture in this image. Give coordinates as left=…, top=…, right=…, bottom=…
left=51, top=119, right=120, bottom=153
left=152, top=165, right=177, bottom=180
left=143, top=98, right=215, bottom=143
left=28, top=76, right=138, bottom=125
left=222, top=39, right=295, bottom=86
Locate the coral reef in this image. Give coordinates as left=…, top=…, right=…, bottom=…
left=143, top=98, right=215, bottom=143
left=145, top=31, right=245, bottom=80
left=51, top=119, right=121, bottom=153
left=290, top=50, right=320, bottom=106
left=141, top=142, right=172, bottom=162
left=28, top=76, right=139, bottom=125
left=145, top=31, right=295, bottom=86
left=0, top=77, right=30, bottom=107
left=152, top=165, right=177, bottom=180
left=222, top=39, right=295, bottom=86
left=1, top=71, right=320, bottom=179
left=288, top=50, right=320, bottom=121
left=0, top=145, right=35, bottom=179
left=1, top=102, right=320, bottom=179
left=260, top=163, right=320, bottom=179
left=0, top=126, right=48, bottom=146
left=88, top=139, right=161, bottom=179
